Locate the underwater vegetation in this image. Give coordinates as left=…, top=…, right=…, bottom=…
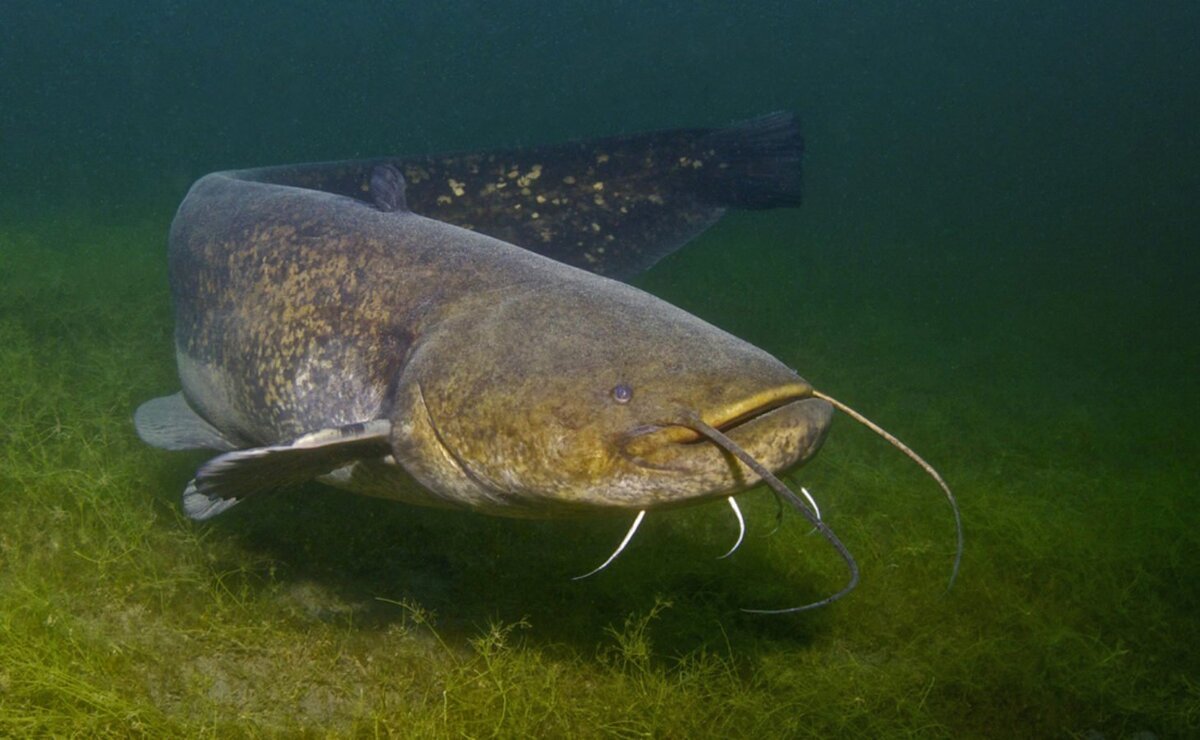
left=0, top=209, right=1195, bottom=738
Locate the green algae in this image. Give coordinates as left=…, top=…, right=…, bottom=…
left=0, top=211, right=1195, bottom=738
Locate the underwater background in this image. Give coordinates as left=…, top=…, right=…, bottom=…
left=1, top=1, right=1196, bottom=737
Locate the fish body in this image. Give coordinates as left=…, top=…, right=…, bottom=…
left=135, top=113, right=833, bottom=520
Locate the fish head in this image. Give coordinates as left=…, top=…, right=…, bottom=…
left=389, top=278, right=833, bottom=516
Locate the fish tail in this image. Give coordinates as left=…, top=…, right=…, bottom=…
left=692, top=111, right=804, bottom=209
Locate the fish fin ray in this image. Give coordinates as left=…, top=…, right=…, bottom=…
left=370, top=164, right=408, bottom=212
left=186, top=420, right=393, bottom=519
left=693, top=111, right=804, bottom=209
left=182, top=479, right=242, bottom=521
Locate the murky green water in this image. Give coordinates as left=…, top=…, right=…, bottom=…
left=2, top=2, right=1196, bottom=736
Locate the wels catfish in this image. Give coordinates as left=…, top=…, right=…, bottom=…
left=135, top=113, right=961, bottom=611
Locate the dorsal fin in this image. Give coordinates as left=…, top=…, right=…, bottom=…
left=369, top=164, right=408, bottom=212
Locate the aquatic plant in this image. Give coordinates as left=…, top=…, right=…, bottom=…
left=0, top=212, right=1194, bottom=737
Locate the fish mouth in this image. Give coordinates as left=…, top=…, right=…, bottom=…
left=621, top=381, right=829, bottom=467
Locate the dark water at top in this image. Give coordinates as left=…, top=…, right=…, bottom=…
left=2, top=1, right=1197, bottom=734
left=5, top=2, right=1195, bottom=341
left=5, top=2, right=1195, bottom=247
left=5, top=1, right=1197, bottom=330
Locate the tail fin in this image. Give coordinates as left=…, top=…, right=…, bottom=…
left=215, top=112, right=804, bottom=281
left=694, top=111, right=804, bottom=209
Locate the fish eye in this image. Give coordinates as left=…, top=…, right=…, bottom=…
left=611, top=383, right=633, bottom=404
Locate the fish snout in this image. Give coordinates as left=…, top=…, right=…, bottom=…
left=791, top=396, right=834, bottom=461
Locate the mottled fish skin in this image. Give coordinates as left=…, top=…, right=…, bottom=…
left=166, top=169, right=831, bottom=516
left=169, top=173, right=428, bottom=446
left=242, top=112, right=803, bottom=279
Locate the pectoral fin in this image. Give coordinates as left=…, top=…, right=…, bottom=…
left=183, top=420, right=393, bottom=521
